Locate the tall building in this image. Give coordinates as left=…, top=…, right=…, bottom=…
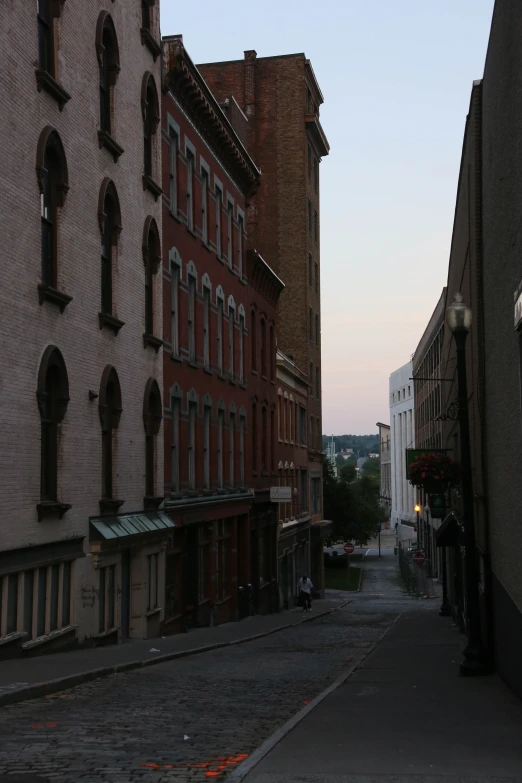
left=389, top=362, right=416, bottom=538
left=197, top=51, right=330, bottom=540
left=0, top=1, right=164, bottom=652
left=376, top=423, right=391, bottom=523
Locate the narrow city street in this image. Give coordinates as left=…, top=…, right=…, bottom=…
left=0, top=548, right=419, bottom=782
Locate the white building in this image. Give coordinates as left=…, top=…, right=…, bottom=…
left=389, top=362, right=417, bottom=539
left=376, top=423, right=391, bottom=524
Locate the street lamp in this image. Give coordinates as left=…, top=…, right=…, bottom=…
left=414, top=504, right=420, bottom=545
left=446, top=292, right=490, bottom=676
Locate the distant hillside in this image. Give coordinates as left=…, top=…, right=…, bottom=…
left=322, top=434, right=379, bottom=457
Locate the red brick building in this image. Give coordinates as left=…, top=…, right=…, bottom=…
left=160, top=37, right=283, bottom=631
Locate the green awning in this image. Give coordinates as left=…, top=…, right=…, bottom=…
left=90, top=511, right=176, bottom=541
left=435, top=512, right=459, bottom=548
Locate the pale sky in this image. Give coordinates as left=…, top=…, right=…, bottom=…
left=160, top=0, right=495, bottom=435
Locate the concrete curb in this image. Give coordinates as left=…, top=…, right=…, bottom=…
left=0, top=601, right=351, bottom=709
left=228, top=610, right=404, bottom=782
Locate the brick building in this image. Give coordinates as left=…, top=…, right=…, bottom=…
left=160, top=37, right=284, bottom=631
left=198, top=50, right=330, bottom=562
left=0, top=1, right=165, bottom=654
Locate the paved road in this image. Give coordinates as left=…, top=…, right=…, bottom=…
left=0, top=552, right=419, bottom=782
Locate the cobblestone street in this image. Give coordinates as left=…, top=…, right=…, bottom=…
left=0, top=552, right=421, bottom=783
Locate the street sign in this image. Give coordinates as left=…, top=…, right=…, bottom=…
left=344, top=542, right=355, bottom=554
left=270, top=486, right=292, bottom=502
left=413, top=550, right=426, bottom=566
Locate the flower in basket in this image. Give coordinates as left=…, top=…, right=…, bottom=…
left=408, top=452, right=461, bottom=490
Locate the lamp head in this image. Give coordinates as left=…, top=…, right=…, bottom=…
left=414, top=504, right=421, bottom=513
left=446, top=292, right=472, bottom=334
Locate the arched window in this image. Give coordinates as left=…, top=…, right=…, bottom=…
left=96, top=13, right=122, bottom=159
left=98, top=366, right=122, bottom=511
left=142, top=217, right=162, bottom=350
left=37, top=346, right=70, bottom=512
left=260, top=318, right=267, bottom=376
left=143, top=378, right=162, bottom=505
left=140, top=0, right=161, bottom=59
left=98, top=178, right=123, bottom=332
left=269, top=324, right=275, bottom=381
left=252, top=401, right=258, bottom=474
left=36, top=126, right=70, bottom=311
left=36, top=0, right=70, bottom=107
left=142, top=72, right=161, bottom=197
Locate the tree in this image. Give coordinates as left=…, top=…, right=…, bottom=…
left=323, top=460, right=385, bottom=546
left=339, top=462, right=357, bottom=483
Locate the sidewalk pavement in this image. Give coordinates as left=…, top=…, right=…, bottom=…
left=245, top=606, right=522, bottom=783
left=0, top=596, right=347, bottom=708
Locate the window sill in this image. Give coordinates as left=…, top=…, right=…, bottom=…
left=217, top=372, right=227, bottom=381
left=38, top=284, right=73, bottom=313
left=240, top=382, right=248, bottom=390
left=171, top=352, right=183, bottom=363
left=0, top=631, right=28, bottom=647
left=93, top=628, right=118, bottom=641
left=229, top=378, right=236, bottom=386
left=239, top=277, right=247, bottom=286
left=140, top=27, right=162, bottom=60
left=169, top=209, right=183, bottom=224
left=216, top=595, right=232, bottom=606
left=251, top=369, right=258, bottom=376
left=99, top=312, right=125, bottom=334
left=145, top=607, right=162, bottom=618
left=188, top=360, right=198, bottom=369
left=22, top=625, right=76, bottom=650
left=170, top=491, right=183, bottom=500
left=261, top=374, right=269, bottom=382
left=37, top=501, right=72, bottom=522
left=98, top=130, right=124, bottom=162
left=186, top=227, right=198, bottom=239
left=143, top=174, right=162, bottom=201
left=203, top=366, right=212, bottom=375
left=144, top=495, right=164, bottom=511
left=143, top=333, right=163, bottom=352
left=99, top=498, right=124, bottom=515
left=201, top=240, right=213, bottom=253
left=227, top=264, right=235, bottom=274
left=35, top=69, right=71, bottom=110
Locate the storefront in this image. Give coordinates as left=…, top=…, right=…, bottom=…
left=277, top=518, right=311, bottom=610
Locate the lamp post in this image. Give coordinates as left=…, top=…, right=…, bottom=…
left=446, top=292, right=490, bottom=676
left=414, top=504, right=421, bottom=545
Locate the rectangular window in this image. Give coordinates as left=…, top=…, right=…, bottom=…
left=308, top=200, right=312, bottom=234
left=37, top=567, right=47, bottom=637
left=227, top=201, right=234, bottom=267
left=229, top=412, right=236, bottom=487
left=203, top=287, right=210, bottom=370
left=316, top=367, right=320, bottom=399
left=23, top=570, right=34, bottom=635
left=261, top=407, right=267, bottom=472
left=260, top=320, right=267, bottom=376
left=270, top=409, right=275, bottom=471
left=251, top=311, right=257, bottom=372
left=203, top=405, right=211, bottom=489
left=188, top=402, right=196, bottom=489
left=314, top=157, right=318, bottom=192
left=310, top=362, right=313, bottom=396
left=50, top=564, right=59, bottom=632
left=314, top=210, right=318, bottom=242
left=186, top=152, right=194, bottom=231
left=310, top=416, right=314, bottom=449
left=6, top=573, right=18, bottom=635
left=201, top=169, right=209, bottom=244
left=252, top=403, right=258, bottom=473
left=300, top=469, right=308, bottom=511
left=309, top=309, right=313, bottom=341
left=240, top=415, right=245, bottom=485
left=238, top=215, right=244, bottom=276
left=62, top=560, right=71, bottom=626
left=37, top=0, right=53, bottom=75
left=239, top=314, right=245, bottom=384
left=171, top=265, right=179, bottom=356
left=315, top=263, right=318, bottom=294
left=99, top=564, right=116, bottom=633
left=3, top=563, right=72, bottom=641
left=229, top=308, right=235, bottom=379
left=215, top=187, right=222, bottom=256
left=315, top=314, right=319, bottom=346
left=188, top=275, right=196, bottom=363
left=311, top=477, right=321, bottom=514
left=171, top=399, right=180, bottom=492
left=169, top=130, right=178, bottom=214
left=307, top=145, right=312, bottom=181
left=218, top=409, right=224, bottom=488
left=217, top=299, right=224, bottom=374
left=308, top=254, right=312, bottom=286
left=289, top=400, right=294, bottom=443
left=300, top=407, right=307, bottom=445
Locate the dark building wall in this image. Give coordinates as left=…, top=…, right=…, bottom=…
left=482, top=0, right=522, bottom=696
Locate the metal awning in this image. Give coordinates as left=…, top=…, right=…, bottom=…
left=90, top=511, right=176, bottom=541
left=435, top=512, right=459, bottom=548
left=311, top=520, right=333, bottom=540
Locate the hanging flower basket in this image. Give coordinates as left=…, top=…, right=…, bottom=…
left=408, top=452, right=461, bottom=493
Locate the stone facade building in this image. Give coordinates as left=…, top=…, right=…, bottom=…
left=197, top=49, right=330, bottom=551
left=376, top=423, right=391, bottom=524
left=389, top=362, right=416, bottom=539
left=0, top=1, right=164, bottom=653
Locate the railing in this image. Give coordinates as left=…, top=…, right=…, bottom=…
left=398, top=539, right=429, bottom=597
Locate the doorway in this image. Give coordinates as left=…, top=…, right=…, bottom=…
left=120, top=549, right=131, bottom=638
left=184, top=525, right=199, bottom=628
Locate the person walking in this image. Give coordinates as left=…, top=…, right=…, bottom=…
left=298, top=574, right=313, bottom=612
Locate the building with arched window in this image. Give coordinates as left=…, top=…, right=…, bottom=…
left=0, top=1, right=163, bottom=654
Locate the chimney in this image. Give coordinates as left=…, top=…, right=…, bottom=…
left=244, top=50, right=257, bottom=119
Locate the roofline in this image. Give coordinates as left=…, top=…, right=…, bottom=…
left=376, top=422, right=390, bottom=430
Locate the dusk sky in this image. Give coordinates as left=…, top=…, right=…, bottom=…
left=161, top=0, right=495, bottom=436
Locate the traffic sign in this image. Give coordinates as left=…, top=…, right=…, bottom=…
left=344, top=542, right=355, bottom=554
left=413, top=550, right=426, bottom=566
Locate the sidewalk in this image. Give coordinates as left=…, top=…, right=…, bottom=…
left=244, top=606, right=522, bottom=782
left=0, top=596, right=347, bottom=708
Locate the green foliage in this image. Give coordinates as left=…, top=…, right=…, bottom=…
left=339, top=462, right=357, bottom=483
left=322, top=434, right=380, bottom=458
left=361, top=457, right=380, bottom=480
left=323, top=460, right=386, bottom=546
